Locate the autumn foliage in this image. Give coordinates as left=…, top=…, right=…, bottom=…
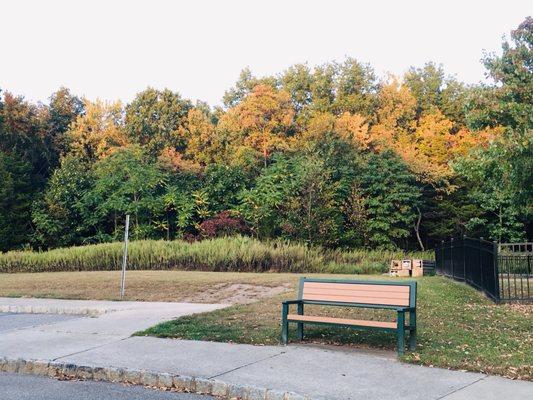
left=0, top=18, right=531, bottom=252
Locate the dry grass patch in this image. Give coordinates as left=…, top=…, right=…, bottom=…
left=0, top=270, right=336, bottom=303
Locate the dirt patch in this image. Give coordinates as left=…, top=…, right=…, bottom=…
left=183, top=282, right=291, bottom=304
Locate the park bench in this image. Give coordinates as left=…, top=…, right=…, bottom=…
left=281, top=278, right=417, bottom=356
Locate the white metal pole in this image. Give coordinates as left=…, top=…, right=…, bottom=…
left=120, top=214, right=130, bottom=299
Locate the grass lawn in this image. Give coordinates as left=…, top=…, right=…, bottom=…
left=1, top=271, right=531, bottom=380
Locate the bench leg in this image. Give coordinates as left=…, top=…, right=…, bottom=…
left=281, top=303, right=289, bottom=344
left=409, top=310, right=417, bottom=351
left=297, top=303, right=304, bottom=341
left=397, top=311, right=405, bottom=357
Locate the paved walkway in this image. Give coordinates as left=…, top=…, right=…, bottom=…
left=0, top=298, right=531, bottom=400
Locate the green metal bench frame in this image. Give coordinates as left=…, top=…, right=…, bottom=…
left=281, top=278, right=417, bottom=356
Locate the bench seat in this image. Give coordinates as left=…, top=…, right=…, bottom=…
left=286, top=314, right=397, bottom=329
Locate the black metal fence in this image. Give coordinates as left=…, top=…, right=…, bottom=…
left=435, top=237, right=532, bottom=303
left=498, top=251, right=532, bottom=302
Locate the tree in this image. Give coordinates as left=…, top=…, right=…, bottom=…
left=183, top=108, right=218, bottom=165
left=370, top=76, right=417, bottom=150
left=404, top=62, right=445, bottom=117
left=480, top=16, right=532, bottom=131
left=0, top=92, right=52, bottom=186
left=454, top=132, right=532, bottom=242
left=398, top=109, right=455, bottom=186
left=125, top=88, right=192, bottom=157
left=218, top=85, right=295, bottom=166
left=333, top=58, right=379, bottom=118
left=32, top=155, right=94, bottom=248
left=457, top=17, right=533, bottom=242
left=86, top=146, right=165, bottom=239
left=0, top=152, right=34, bottom=251
left=222, top=68, right=278, bottom=108
left=375, top=76, right=417, bottom=131
left=202, top=164, right=248, bottom=213
left=47, top=87, right=84, bottom=159
left=66, top=99, right=128, bottom=162
left=309, top=63, right=336, bottom=113
left=360, top=151, right=421, bottom=249
left=280, top=63, right=313, bottom=114
left=240, top=154, right=294, bottom=239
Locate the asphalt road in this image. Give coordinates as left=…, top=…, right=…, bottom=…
left=0, top=372, right=214, bottom=400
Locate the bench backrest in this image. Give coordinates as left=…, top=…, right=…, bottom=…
left=298, top=278, right=416, bottom=308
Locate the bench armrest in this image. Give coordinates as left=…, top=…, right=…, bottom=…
left=282, top=300, right=303, bottom=305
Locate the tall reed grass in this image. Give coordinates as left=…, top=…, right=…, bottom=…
left=0, top=236, right=433, bottom=274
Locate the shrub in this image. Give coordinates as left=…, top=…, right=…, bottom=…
left=198, top=211, right=248, bottom=238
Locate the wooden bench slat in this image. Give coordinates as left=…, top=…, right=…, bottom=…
left=286, top=314, right=397, bottom=329
left=303, top=282, right=410, bottom=293
left=302, top=293, right=410, bottom=306
left=303, top=288, right=409, bottom=300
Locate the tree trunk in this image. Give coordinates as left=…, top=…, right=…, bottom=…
left=414, top=206, right=425, bottom=251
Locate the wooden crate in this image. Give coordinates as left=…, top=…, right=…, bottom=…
left=390, top=260, right=402, bottom=271
left=392, top=269, right=410, bottom=277
left=412, top=259, right=423, bottom=268
left=401, top=259, right=412, bottom=270
left=411, top=267, right=423, bottom=277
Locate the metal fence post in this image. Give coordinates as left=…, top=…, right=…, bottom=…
left=463, top=235, right=467, bottom=280
left=493, top=241, right=500, bottom=302
left=450, top=237, right=454, bottom=277
left=479, top=237, right=484, bottom=291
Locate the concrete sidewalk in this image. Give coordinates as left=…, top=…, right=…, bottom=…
left=0, top=298, right=531, bottom=400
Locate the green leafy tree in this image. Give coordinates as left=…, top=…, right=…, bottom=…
left=458, top=17, right=533, bottom=241
left=333, top=58, right=379, bottom=118
left=240, top=154, right=294, bottom=239
left=155, top=171, right=201, bottom=239
left=0, top=152, right=34, bottom=251
left=32, top=155, right=94, bottom=248
left=280, top=63, right=313, bottom=114
left=125, top=88, right=192, bottom=157
left=404, top=62, right=445, bottom=117
left=309, top=63, right=336, bottom=113
left=454, top=133, right=532, bottom=242
left=480, top=16, right=532, bottom=131
left=360, top=151, right=421, bottom=249
left=47, top=87, right=84, bottom=160
left=202, top=164, right=249, bottom=213
left=0, top=92, right=52, bottom=186
left=85, top=146, right=165, bottom=240
left=222, top=68, right=278, bottom=108
left=283, top=155, right=341, bottom=246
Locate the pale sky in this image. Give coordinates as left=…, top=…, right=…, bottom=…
left=0, top=0, right=530, bottom=107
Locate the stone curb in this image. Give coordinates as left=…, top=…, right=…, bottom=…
left=0, top=357, right=313, bottom=400
left=0, top=305, right=106, bottom=317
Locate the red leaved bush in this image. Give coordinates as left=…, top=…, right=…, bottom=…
left=198, top=211, right=248, bottom=238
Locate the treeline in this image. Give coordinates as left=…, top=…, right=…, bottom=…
left=0, top=18, right=531, bottom=252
